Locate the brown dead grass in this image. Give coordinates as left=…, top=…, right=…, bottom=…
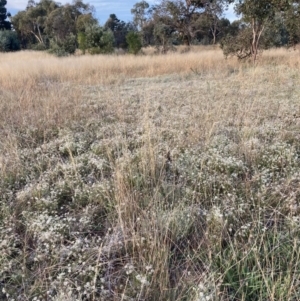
left=1, top=46, right=299, bottom=155
left=0, top=48, right=234, bottom=90
left=1, top=46, right=299, bottom=90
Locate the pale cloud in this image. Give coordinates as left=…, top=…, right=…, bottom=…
left=7, top=0, right=27, bottom=10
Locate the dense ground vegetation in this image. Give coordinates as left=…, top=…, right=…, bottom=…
left=1, top=47, right=300, bottom=300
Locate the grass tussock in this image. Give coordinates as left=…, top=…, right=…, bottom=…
left=1, top=46, right=300, bottom=301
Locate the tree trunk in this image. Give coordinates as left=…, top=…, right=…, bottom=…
left=30, top=30, right=43, bottom=44
left=37, top=24, right=45, bottom=45
left=251, top=18, right=257, bottom=64
left=183, top=35, right=190, bottom=46
left=211, top=17, right=218, bottom=45
left=251, top=18, right=264, bottom=65
left=212, top=26, right=217, bottom=45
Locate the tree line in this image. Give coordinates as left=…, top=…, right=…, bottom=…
left=1, top=0, right=300, bottom=61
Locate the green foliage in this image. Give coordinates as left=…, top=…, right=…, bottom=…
left=49, top=33, right=77, bottom=56
left=104, top=14, right=135, bottom=48
left=141, top=20, right=155, bottom=46
left=225, top=0, right=300, bottom=62
left=11, top=0, right=94, bottom=50
left=31, top=42, right=48, bottom=51
left=131, top=1, right=156, bottom=47
left=220, top=25, right=253, bottom=60
left=152, top=0, right=229, bottom=46
left=263, top=14, right=289, bottom=47
left=84, top=24, right=114, bottom=54
left=0, top=30, right=20, bottom=52
left=75, top=13, right=97, bottom=33
left=131, top=0, right=150, bottom=30
left=198, top=0, right=230, bottom=44
left=216, top=231, right=300, bottom=301
left=220, top=12, right=291, bottom=60
left=0, top=0, right=11, bottom=30
left=134, top=0, right=233, bottom=47
left=234, top=0, right=295, bottom=24
left=12, top=0, right=59, bottom=48
left=126, top=31, right=142, bottom=54
left=154, top=22, right=174, bottom=53
left=283, top=2, right=300, bottom=47
left=45, top=7, right=76, bottom=42
left=77, top=31, right=87, bottom=54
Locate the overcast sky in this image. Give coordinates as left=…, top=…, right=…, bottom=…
left=7, top=0, right=237, bottom=25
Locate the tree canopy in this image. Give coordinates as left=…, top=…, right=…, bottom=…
left=0, top=0, right=11, bottom=30
left=221, top=0, right=300, bottom=62
left=5, top=0, right=300, bottom=59
left=11, top=0, right=116, bottom=55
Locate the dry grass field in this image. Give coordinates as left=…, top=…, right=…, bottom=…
left=1, top=47, right=300, bottom=301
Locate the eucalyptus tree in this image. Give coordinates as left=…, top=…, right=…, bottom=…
left=45, top=1, right=93, bottom=43
left=152, top=0, right=232, bottom=45
left=202, top=0, right=229, bottom=44
left=76, top=12, right=97, bottom=33
left=104, top=14, right=135, bottom=48
left=222, top=0, right=298, bottom=63
left=236, top=0, right=291, bottom=62
left=153, top=21, right=175, bottom=52
left=153, top=0, right=208, bottom=45
left=84, top=23, right=114, bottom=54
left=12, top=0, right=94, bottom=51
left=131, top=1, right=156, bottom=46
left=131, top=0, right=150, bottom=30
left=283, top=1, right=300, bottom=47
left=12, top=0, right=59, bottom=47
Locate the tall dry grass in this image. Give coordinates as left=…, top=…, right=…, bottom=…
left=0, top=48, right=237, bottom=149
left=0, top=49, right=226, bottom=89
left=1, top=47, right=299, bottom=90
left=1, top=46, right=299, bottom=135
